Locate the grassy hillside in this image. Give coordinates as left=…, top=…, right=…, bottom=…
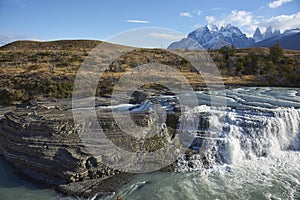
left=0, top=40, right=100, bottom=105
left=0, top=40, right=299, bottom=105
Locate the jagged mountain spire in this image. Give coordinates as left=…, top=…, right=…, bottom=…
left=253, top=27, right=263, bottom=42
left=273, top=29, right=281, bottom=36
left=264, top=26, right=273, bottom=39
left=168, top=24, right=300, bottom=50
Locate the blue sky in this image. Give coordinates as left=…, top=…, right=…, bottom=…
left=0, top=0, right=299, bottom=45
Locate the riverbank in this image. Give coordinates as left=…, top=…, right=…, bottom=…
left=0, top=96, right=180, bottom=198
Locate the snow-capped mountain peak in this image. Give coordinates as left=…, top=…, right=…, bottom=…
left=169, top=24, right=254, bottom=50
left=223, top=24, right=243, bottom=35
left=264, top=26, right=273, bottom=39
left=207, top=24, right=220, bottom=31
left=254, top=25, right=296, bottom=42
left=253, top=27, right=263, bottom=42
left=168, top=24, right=300, bottom=50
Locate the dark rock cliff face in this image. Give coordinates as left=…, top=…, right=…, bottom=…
left=0, top=109, right=103, bottom=184
left=0, top=99, right=181, bottom=197
left=0, top=106, right=124, bottom=197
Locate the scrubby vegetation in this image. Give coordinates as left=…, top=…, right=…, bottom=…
left=211, top=44, right=300, bottom=86
left=0, top=40, right=299, bottom=106
left=0, top=40, right=99, bottom=104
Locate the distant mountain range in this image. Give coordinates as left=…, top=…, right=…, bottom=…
left=253, top=30, right=300, bottom=50
left=168, top=24, right=300, bottom=50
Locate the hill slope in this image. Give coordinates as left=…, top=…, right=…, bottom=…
left=0, top=40, right=300, bottom=106
left=0, top=40, right=102, bottom=51
left=0, top=40, right=206, bottom=105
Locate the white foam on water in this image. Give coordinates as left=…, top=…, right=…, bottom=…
left=178, top=107, right=300, bottom=169
left=112, top=87, right=300, bottom=200
left=114, top=151, right=300, bottom=200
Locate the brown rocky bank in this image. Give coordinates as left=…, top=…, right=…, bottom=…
left=0, top=97, right=182, bottom=198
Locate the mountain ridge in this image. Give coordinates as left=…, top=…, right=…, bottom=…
left=253, top=32, right=300, bottom=50
left=168, top=24, right=300, bottom=50
left=169, top=24, right=254, bottom=50
left=0, top=39, right=102, bottom=50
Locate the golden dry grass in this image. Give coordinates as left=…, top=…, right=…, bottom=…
left=0, top=40, right=299, bottom=105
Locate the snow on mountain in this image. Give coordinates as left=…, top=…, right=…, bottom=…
left=283, top=28, right=300, bottom=36
left=253, top=26, right=282, bottom=42
left=168, top=24, right=300, bottom=50
left=273, top=29, right=281, bottom=36
left=207, top=24, right=220, bottom=31
left=252, top=27, right=300, bottom=50
left=253, top=28, right=263, bottom=42
left=253, top=32, right=300, bottom=50
left=253, top=26, right=299, bottom=44
left=167, top=37, right=204, bottom=50
left=264, top=26, right=274, bottom=39
left=168, top=24, right=254, bottom=50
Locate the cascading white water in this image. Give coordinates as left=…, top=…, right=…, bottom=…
left=105, top=87, right=300, bottom=200
left=177, top=106, right=300, bottom=171
left=177, top=87, right=300, bottom=172
left=217, top=107, right=300, bottom=164
left=111, top=88, right=300, bottom=172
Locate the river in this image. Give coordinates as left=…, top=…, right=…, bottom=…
left=1, top=87, right=300, bottom=200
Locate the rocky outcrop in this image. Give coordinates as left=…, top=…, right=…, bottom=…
left=0, top=99, right=181, bottom=197
left=1, top=110, right=97, bottom=183
left=0, top=89, right=14, bottom=106
left=0, top=106, right=118, bottom=196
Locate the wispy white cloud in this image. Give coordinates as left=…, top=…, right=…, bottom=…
left=149, top=32, right=184, bottom=40
left=179, top=12, right=193, bottom=18
left=229, top=10, right=254, bottom=26
left=264, top=12, right=300, bottom=31
left=126, top=19, right=150, bottom=23
left=268, top=0, right=293, bottom=8
left=205, top=16, right=216, bottom=24
left=194, top=24, right=202, bottom=29
left=211, top=7, right=222, bottom=11
left=180, top=9, right=202, bottom=18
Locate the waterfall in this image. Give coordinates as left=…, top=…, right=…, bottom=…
left=177, top=106, right=300, bottom=171
left=112, top=88, right=300, bottom=200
